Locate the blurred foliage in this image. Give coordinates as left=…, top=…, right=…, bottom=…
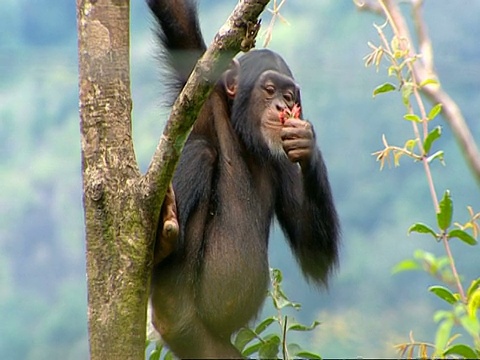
left=0, top=0, right=479, bottom=358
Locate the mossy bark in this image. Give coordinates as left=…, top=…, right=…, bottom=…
left=77, top=1, right=155, bottom=359
left=77, top=0, right=270, bottom=359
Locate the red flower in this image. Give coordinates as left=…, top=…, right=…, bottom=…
left=279, top=104, right=301, bottom=124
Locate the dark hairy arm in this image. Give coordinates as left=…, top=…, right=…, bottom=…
left=275, top=137, right=340, bottom=286
left=172, top=138, right=217, bottom=250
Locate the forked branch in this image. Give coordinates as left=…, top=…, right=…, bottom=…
left=143, top=0, right=270, bottom=207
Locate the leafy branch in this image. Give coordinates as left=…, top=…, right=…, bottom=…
left=364, top=0, right=466, bottom=301
left=358, top=0, right=480, bottom=185
left=233, top=269, right=322, bottom=359
left=360, top=0, right=480, bottom=357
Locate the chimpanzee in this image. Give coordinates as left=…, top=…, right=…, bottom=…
left=148, top=0, right=340, bottom=358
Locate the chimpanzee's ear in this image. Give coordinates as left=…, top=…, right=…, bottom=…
left=223, top=58, right=239, bottom=99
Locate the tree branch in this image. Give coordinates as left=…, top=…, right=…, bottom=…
left=142, top=0, right=270, bottom=208
left=377, top=0, right=480, bottom=185
left=355, top=0, right=383, bottom=14
left=78, top=1, right=271, bottom=359
left=78, top=1, right=153, bottom=359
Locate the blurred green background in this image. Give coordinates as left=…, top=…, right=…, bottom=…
left=0, top=0, right=479, bottom=358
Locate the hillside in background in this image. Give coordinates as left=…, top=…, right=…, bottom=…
left=0, top=1, right=479, bottom=358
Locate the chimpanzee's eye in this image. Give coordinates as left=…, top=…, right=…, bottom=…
left=284, top=91, right=294, bottom=103
left=264, top=85, right=276, bottom=96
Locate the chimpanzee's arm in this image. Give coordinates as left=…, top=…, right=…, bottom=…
left=275, top=147, right=340, bottom=286
left=172, top=138, right=218, bottom=250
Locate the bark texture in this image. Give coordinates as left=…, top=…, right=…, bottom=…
left=77, top=0, right=270, bottom=359
left=78, top=0, right=153, bottom=359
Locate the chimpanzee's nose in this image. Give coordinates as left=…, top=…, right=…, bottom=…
left=275, top=101, right=286, bottom=112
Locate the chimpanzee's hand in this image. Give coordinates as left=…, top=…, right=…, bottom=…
left=281, top=118, right=315, bottom=168
left=154, top=184, right=179, bottom=265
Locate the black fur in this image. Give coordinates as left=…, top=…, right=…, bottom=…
left=148, top=0, right=340, bottom=357
left=147, top=0, right=206, bottom=101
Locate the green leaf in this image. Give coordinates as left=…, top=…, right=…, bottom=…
left=423, top=126, right=442, bottom=154
left=435, top=318, right=453, bottom=353
left=233, top=328, right=256, bottom=351
left=242, top=342, right=262, bottom=357
left=428, top=103, right=443, bottom=120
left=258, top=335, right=281, bottom=358
left=286, top=343, right=302, bottom=356
left=164, top=350, right=175, bottom=360
left=404, top=139, right=418, bottom=152
left=407, top=223, right=438, bottom=238
left=295, top=351, right=323, bottom=359
left=404, top=114, right=422, bottom=122
left=437, top=190, right=453, bottom=231
left=254, top=316, right=276, bottom=335
left=148, top=349, right=161, bottom=360
left=413, top=249, right=429, bottom=259
left=391, top=36, right=401, bottom=55
left=426, top=150, right=445, bottom=165
left=392, top=259, right=421, bottom=274
left=413, top=249, right=437, bottom=266
left=437, top=256, right=452, bottom=271
left=448, top=229, right=477, bottom=246
left=419, top=78, right=439, bottom=88
left=444, top=344, right=479, bottom=358
left=468, top=289, right=480, bottom=318
left=288, top=320, right=321, bottom=332
left=373, top=82, right=396, bottom=97
left=467, top=278, right=480, bottom=299
left=434, top=310, right=453, bottom=323
left=271, top=291, right=301, bottom=310
left=459, top=314, right=480, bottom=338
left=402, top=82, right=414, bottom=106
left=429, top=286, right=458, bottom=305
left=387, top=65, right=397, bottom=77
left=270, top=268, right=283, bottom=283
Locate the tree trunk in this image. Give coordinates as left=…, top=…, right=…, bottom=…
left=77, top=1, right=155, bottom=359
left=76, top=0, right=270, bottom=359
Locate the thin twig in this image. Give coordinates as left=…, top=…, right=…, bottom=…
left=282, top=315, right=288, bottom=360
left=376, top=0, right=467, bottom=302
left=383, top=0, right=480, bottom=186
